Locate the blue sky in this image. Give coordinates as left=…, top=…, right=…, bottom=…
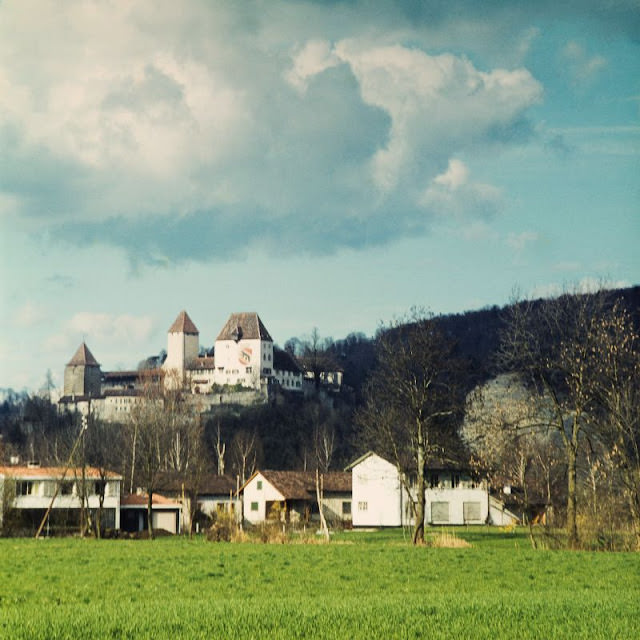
left=1, top=0, right=638, bottom=392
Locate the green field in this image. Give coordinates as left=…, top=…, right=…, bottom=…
left=1, top=529, right=638, bottom=639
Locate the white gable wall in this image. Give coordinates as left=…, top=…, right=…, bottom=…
left=425, top=487, right=489, bottom=525
left=351, top=453, right=410, bottom=527
left=243, top=473, right=284, bottom=524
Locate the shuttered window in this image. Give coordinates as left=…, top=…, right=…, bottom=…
left=463, top=501, right=482, bottom=523
left=431, top=501, right=449, bottom=523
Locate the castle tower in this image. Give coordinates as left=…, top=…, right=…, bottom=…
left=164, top=310, right=200, bottom=374
left=63, top=342, right=102, bottom=398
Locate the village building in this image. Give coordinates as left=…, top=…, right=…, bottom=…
left=120, top=492, right=182, bottom=535
left=154, top=471, right=240, bottom=532
left=0, top=463, right=122, bottom=534
left=348, top=452, right=519, bottom=528
left=241, top=470, right=352, bottom=526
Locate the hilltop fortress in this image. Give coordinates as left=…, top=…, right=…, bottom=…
left=59, top=311, right=305, bottom=420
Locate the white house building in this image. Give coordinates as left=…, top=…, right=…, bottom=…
left=241, top=470, right=352, bottom=526
left=347, top=452, right=411, bottom=527
left=348, top=452, right=519, bottom=528
left=0, top=464, right=122, bottom=533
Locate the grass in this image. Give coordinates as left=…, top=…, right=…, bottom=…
left=0, top=528, right=638, bottom=639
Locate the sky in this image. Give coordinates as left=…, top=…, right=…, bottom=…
left=1, top=0, right=638, bottom=393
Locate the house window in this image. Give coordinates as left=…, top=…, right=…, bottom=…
left=246, top=366, right=252, bottom=373
left=431, top=501, right=450, bottom=523
left=250, top=502, right=259, bottom=512
left=256, top=480, right=263, bottom=490
left=94, top=481, right=106, bottom=496
left=17, top=481, right=35, bottom=496
left=60, top=481, right=74, bottom=495
left=429, top=473, right=439, bottom=489
left=358, top=501, right=368, bottom=512
left=451, top=473, right=460, bottom=489
left=463, top=501, right=482, bottom=523
left=342, top=501, right=352, bottom=515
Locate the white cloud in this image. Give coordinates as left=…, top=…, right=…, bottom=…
left=421, top=159, right=504, bottom=220
left=332, top=42, right=542, bottom=192
left=1, top=1, right=541, bottom=259
left=285, top=40, right=340, bottom=92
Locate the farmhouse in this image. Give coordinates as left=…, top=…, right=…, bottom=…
left=0, top=463, right=122, bottom=533
left=348, top=452, right=519, bottom=527
left=241, top=470, right=352, bottom=526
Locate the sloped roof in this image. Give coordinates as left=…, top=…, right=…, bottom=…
left=120, top=492, right=181, bottom=507
left=191, top=356, right=216, bottom=370
left=0, top=466, right=121, bottom=480
left=155, top=471, right=236, bottom=495
left=254, top=470, right=351, bottom=499
left=67, top=343, right=100, bottom=367
left=345, top=451, right=387, bottom=471
left=273, top=348, right=302, bottom=374
left=168, top=310, right=199, bottom=335
left=216, top=313, right=273, bottom=342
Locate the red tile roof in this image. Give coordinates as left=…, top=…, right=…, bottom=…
left=168, top=310, right=199, bottom=335
left=0, top=465, right=121, bottom=479
left=251, top=470, right=351, bottom=499
left=120, top=493, right=181, bottom=507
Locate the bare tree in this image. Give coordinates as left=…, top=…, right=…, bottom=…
left=84, top=411, right=126, bottom=538
left=590, top=300, right=640, bottom=547
left=231, top=430, right=260, bottom=485
left=499, top=288, right=617, bottom=547
left=128, top=374, right=170, bottom=539
left=313, top=422, right=335, bottom=472
left=215, top=421, right=226, bottom=476
left=356, top=311, right=463, bottom=545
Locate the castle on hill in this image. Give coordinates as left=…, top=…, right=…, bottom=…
left=59, top=311, right=304, bottom=420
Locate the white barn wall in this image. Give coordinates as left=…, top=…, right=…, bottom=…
left=425, top=487, right=489, bottom=525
